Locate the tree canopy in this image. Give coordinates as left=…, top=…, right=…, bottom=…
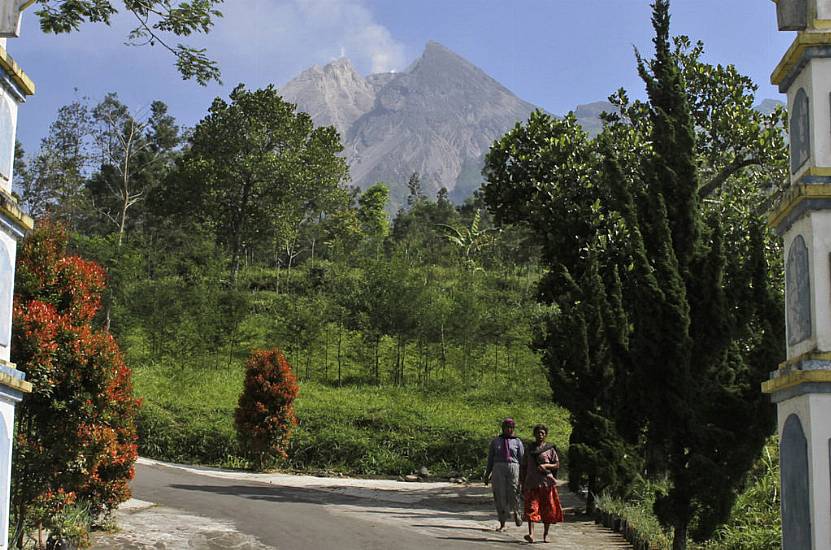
left=31, top=0, right=223, bottom=84
left=483, top=1, right=785, bottom=548
left=161, top=84, right=349, bottom=277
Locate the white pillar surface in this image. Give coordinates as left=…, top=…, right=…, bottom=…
left=776, top=395, right=831, bottom=549
left=0, top=4, right=35, bottom=548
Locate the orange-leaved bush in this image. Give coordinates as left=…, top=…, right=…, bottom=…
left=235, top=349, right=299, bottom=469
left=11, top=220, right=139, bottom=538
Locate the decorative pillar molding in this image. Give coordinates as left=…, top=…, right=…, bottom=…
left=764, top=1, right=831, bottom=548
left=0, top=0, right=32, bottom=38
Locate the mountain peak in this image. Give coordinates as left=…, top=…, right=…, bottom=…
left=418, top=40, right=474, bottom=69
left=325, top=56, right=356, bottom=72
left=282, top=42, right=539, bottom=206
left=424, top=40, right=453, bottom=54
left=280, top=56, right=375, bottom=137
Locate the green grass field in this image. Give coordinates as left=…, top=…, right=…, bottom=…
left=132, top=359, right=570, bottom=478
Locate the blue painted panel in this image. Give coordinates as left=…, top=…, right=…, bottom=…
left=787, top=235, right=811, bottom=345
left=781, top=414, right=812, bottom=550
left=0, top=411, right=7, bottom=527
left=0, top=242, right=10, bottom=348
left=791, top=88, right=811, bottom=174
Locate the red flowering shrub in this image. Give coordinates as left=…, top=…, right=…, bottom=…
left=235, top=349, right=299, bottom=469
left=11, top=220, right=139, bottom=535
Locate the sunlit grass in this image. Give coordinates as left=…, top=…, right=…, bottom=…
left=133, top=359, right=570, bottom=477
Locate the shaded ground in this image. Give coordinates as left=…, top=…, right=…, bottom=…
left=92, top=458, right=631, bottom=549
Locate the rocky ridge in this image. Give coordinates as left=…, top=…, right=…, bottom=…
left=280, top=43, right=783, bottom=205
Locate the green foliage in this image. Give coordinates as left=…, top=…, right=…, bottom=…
left=162, top=84, right=349, bottom=276
left=358, top=183, right=391, bottom=240
left=438, top=210, right=496, bottom=271
left=597, top=438, right=781, bottom=550
left=14, top=94, right=181, bottom=241
left=703, top=440, right=781, bottom=549
left=483, top=2, right=785, bottom=547
left=33, top=0, right=223, bottom=84
left=134, top=358, right=568, bottom=477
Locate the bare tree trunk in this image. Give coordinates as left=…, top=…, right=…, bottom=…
left=494, top=341, right=499, bottom=379
left=672, top=523, right=687, bottom=550
left=440, top=323, right=447, bottom=379
left=462, top=334, right=468, bottom=384
left=374, top=337, right=380, bottom=385
left=400, top=338, right=406, bottom=387
left=323, top=325, right=329, bottom=381
left=337, top=325, right=343, bottom=387
left=425, top=345, right=431, bottom=384
left=394, top=334, right=401, bottom=386
left=305, top=342, right=312, bottom=380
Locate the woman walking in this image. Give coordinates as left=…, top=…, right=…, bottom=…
left=484, top=418, right=524, bottom=531
left=520, top=424, right=564, bottom=543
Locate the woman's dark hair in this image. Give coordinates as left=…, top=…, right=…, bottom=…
left=533, top=424, right=548, bottom=435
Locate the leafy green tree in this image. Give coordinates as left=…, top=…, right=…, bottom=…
left=438, top=210, right=496, bottom=271
left=391, top=191, right=459, bottom=266
left=406, top=172, right=425, bottom=209
left=357, top=183, right=390, bottom=241
left=448, top=272, right=484, bottom=384
left=483, top=2, right=784, bottom=547
left=88, top=94, right=180, bottom=245
left=164, top=85, right=348, bottom=278
left=18, top=100, right=93, bottom=226
left=32, top=0, right=223, bottom=84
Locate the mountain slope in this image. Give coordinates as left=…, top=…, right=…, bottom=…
left=281, top=42, right=537, bottom=204
left=280, top=57, right=376, bottom=137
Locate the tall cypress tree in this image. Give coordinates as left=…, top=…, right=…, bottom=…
left=633, top=4, right=780, bottom=547
left=484, top=1, right=784, bottom=548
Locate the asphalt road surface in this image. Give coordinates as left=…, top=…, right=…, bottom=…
left=129, top=461, right=519, bottom=549
left=93, top=460, right=631, bottom=549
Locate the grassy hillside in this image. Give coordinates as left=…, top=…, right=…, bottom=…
left=133, top=359, right=569, bottom=477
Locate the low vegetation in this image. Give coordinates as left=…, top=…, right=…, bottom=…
left=132, top=341, right=569, bottom=478
left=597, top=439, right=781, bottom=549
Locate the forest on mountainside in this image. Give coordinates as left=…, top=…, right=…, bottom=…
left=12, top=85, right=562, bottom=477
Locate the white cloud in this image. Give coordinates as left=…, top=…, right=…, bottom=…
left=215, top=0, right=406, bottom=76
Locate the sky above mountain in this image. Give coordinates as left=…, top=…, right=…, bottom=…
left=8, top=0, right=792, bottom=151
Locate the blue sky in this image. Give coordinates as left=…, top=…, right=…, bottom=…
left=7, top=0, right=793, bottom=152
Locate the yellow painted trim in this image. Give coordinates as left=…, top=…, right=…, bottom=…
left=762, top=370, right=831, bottom=394
left=767, top=183, right=831, bottom=228
left=0, top=45, right=34, bottom=96
left=0, top=360, right=31, bottom=394
left=0, top=191, right=33, bottom=232
left=771, top=32, right=831, bottom=86
left=812, top=19, right=831, bottom=30
left=804, top=166, right=831, bottom=177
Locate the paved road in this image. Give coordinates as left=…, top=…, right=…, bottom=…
left=92, top=460, right=631, bottom=549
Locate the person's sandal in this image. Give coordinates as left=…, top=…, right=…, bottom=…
left=524, top=534, right=534, bottom=543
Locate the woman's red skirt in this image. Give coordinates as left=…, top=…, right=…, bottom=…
left=523, top=484, right=564, bottom=524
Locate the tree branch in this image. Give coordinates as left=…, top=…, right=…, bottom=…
left=698, top=157, right=761, bottom=198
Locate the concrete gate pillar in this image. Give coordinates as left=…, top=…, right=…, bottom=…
left=0, top=1, right=34, bottom=548
left=763, top=2, right=831, bottom=549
